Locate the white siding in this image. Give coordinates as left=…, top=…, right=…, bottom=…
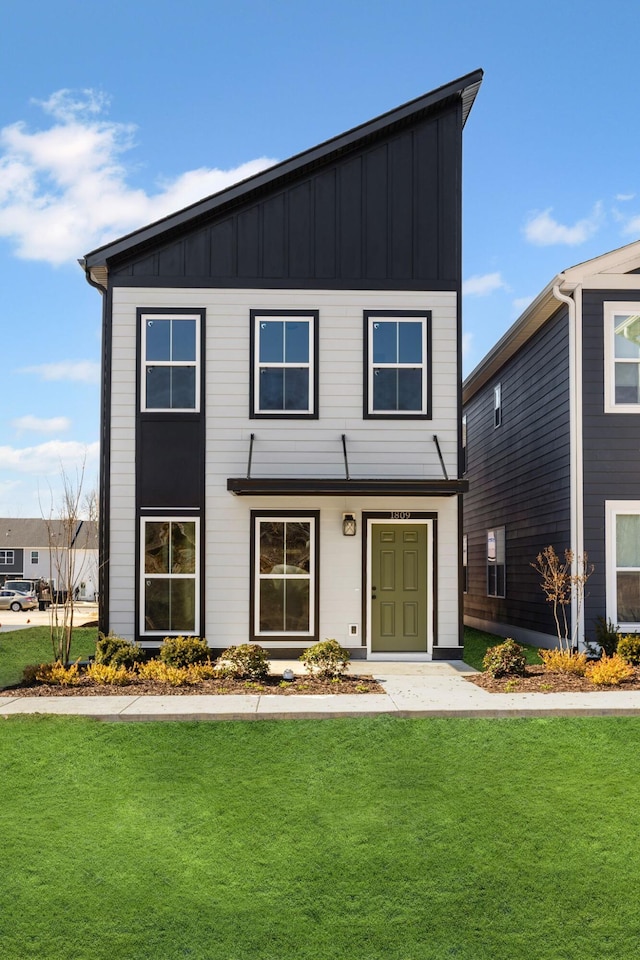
left=109, top=287, right=460, bottom=651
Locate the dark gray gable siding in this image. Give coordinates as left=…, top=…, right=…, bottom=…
left=0, top=548, right=24, bottom=578
left=581, top=288, right=640, bottom=632
left=108, top=106, right=462, bottom=290
left=463, top=307, right=571, bottom=635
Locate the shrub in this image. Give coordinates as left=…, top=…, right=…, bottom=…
left=138, top=660, right=191, bottom=686
left=539, top=648, right=587, bottom=676
left=300, top=639, right=350, bottom=679
left=482, top=639, right=527, bottom=678
left=215, top=644, right=270, bottom=680
left=96, top=633, right=145, bottom=669
left=594, top=617, right=620, bottom=657
left=585, top=653, right=634, bottom=687
left=34, top=661, right=82, bottom=686
left=86, top=663, right=134, bottom=686
left=617, top=634, right=640, bottom=666
left=159, top=636, right=211, bottom=667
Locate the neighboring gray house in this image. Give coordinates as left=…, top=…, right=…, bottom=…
left=82, top=71, right=482, bottom=659
left=0, top=518, right=98, bottom=599
left=462, top=240, right=640, bottom=648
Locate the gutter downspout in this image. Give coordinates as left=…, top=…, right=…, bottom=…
left=552, top=280, right=585, bottom=649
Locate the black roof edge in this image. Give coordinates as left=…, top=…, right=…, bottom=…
left=84, top=69, right=483, bottom=268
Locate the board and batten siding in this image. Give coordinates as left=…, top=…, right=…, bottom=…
left=581, top=288, right=640, bottom=628
left=463, top=306, right=571, bottom=642
left=108, top=286, right=460, bottom=647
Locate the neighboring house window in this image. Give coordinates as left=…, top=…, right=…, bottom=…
left=141, top=313, right=200, bottom=411
left=251, top=310, right=318, bottom=418
left=141, top=518, right=199, bottom=635
left=0, top=550, right=14, bottom=565
left=604, top=302, right=640, bottom=412
left=461, top=414, right=468, bottom=474
left=494, top=383, right=502, bottom=428
left=31, top=551, right=39, bottom=564
left=365, top=311, right=431, bottom=417
left=487, top=527, right=505, bottom=598
left=462, top=534, right=468, bottom=593
left=252, top=512, right=319, bottom=638
left=606, top=502, right=640, bottom=628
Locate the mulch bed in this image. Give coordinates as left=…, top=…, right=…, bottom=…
left=1, top=675, right=385, bottom=698
left=467, top=664, right=640, bottom=693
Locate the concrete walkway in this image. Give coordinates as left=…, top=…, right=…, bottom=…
left=3, top=660, right=640, bottom=721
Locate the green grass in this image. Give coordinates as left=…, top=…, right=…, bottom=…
left=463, top=626, right=542, bottom=671
left=1, top=715, right=640, bottom=959
left=0, top=626, right=98, bottom=688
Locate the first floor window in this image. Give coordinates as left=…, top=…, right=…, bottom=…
left=365, top=311, right=430, bottom=417
left=487, top=526, right=505, bottom=598
left=251, top=311, right=317, bottom=417
left=0, top=550, right=14, bottom=565
left=253, top=513, right=318, bottom=637
left=141, top=312, right=201, bottom=411
left=141, top=518, right=199, bottom=634
left=611, top=508, right=640, bottom=625
left=31, top=551, right=39, bottom=564
left=604, top=302, right=640, bottom=412
left=494, top=382, right=502, bottom=427
left=462, top=534, right=468, bottom=593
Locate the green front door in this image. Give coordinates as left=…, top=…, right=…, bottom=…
left=370, top=523, right=429, bottom=653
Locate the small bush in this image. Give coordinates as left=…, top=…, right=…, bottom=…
left=585, top=653, right=634, bottom=687
left=594, top=617, right=620, bottom=657
left=35, top=662, right=82, bottom=686
left=300, top=639, right=350, bottom=679
left=96, top=633, right=145, bottom=669
left=138, top=660, right=191, bottom=686
left=482, top=639, right=527, bottom=678
left=617, top=634, right=640, bottom=666
left=86, top=663, right=134, bottom=686
left=215, top=644, right=270, bottom=680
left=539, top=648, right=587, bottom=676
left=159, top=636, right=210, bottom=667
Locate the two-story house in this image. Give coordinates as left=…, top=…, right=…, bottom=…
left=463, top=240, right=640, bottom=649
left=82, top=70, right=482, bottom=659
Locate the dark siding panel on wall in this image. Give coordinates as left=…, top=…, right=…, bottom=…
left=463, top=307, right=571, bottom=636
left=582, top=288, right=640, bottom=629
left=138, top=419, right=202, bottom=507
left=108, top=105, right=463, bottom=290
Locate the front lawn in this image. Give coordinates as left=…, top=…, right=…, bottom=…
left=1, top=715, right=640, bottom=959
left=463, top=626, right=542, bottom=671
left=0, top=626, right=98, bottom=689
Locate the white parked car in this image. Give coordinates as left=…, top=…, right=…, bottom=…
left=0, top=589, right=38, bottom=612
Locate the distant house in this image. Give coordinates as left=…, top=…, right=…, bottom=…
left=82, top=71, right=483, bottom=658
left=0, top=518, right=98, bottom=599
left=462, top=240, right=640, bottom=648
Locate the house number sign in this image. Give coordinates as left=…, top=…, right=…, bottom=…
left=390, top=511, right=411, bottom=519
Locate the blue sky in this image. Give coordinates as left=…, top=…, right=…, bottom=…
left=1, top=0, right=639, bottom=515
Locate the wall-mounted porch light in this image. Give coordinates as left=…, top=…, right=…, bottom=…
left=342, top=513, right=357, bottom=537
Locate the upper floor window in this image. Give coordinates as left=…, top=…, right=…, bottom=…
left=250, top=311, right=318, bottom=418
left=494, top=383, right=502, bottom=427
left=365, top=311, right=431, bottom=418
left=0, top=550, right=14, bottom=565
left=604, top=302, right=640, bottom=413
left=141, top=313, right=200, bottom=412
left=461, top=414, right=468, bottom=474
left=462, top=533, right=468, bottom=593
left=487, top=526, right=505, bottom=598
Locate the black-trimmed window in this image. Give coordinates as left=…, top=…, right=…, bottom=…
left=0, top=550, right=14, bottom=565
left=487, top=526, right=505, bottom=598
left=494, top=383, right=502, bottom=428
left=365, top=311, right=431, bottom=417
left=141, top=313, right=200, bottom=412
left=140, top=517, right=199, bottom=636
left=462, top=533, right=468, bottom=593
left=251, top=512, right=319, bottom=639
left=251, top=310, right=318, bottom=418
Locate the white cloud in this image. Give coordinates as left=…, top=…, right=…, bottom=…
left=462, top=331, right=473, bottom=360
left=616, top=193, right=635, bottom=202
left=0, top=440, right=99, bottom=476
left=12, top=415, right=71, bottom=434
left=622, top=214, right=640, bottom=237
left=0, top=89, right=277, bottom=265
left=462, top=272, right=507, bottom=297
left=512, top=295, right=534, bottom=314
left=20, top=361, right=100, bottom=384
left=523, top=203, right=603, bottom=246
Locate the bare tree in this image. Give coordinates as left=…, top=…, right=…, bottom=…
left=531, top=546, right=594, bottom=652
